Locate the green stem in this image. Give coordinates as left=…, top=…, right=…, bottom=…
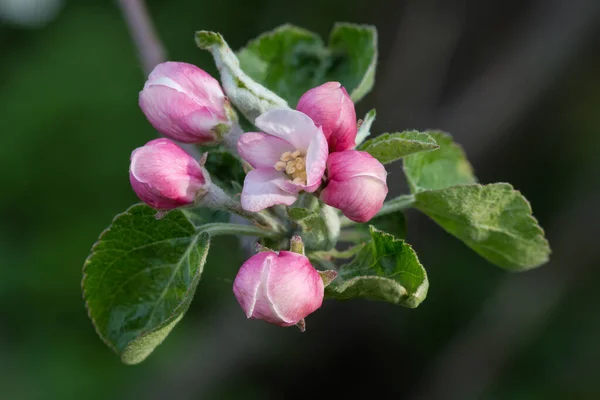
left=310, top=243, right=365, bottom=260
left=199, top=185, right=285, bottom=232
left=338, top=229, right=369, bottom=243
left=377, top=194, right=416, bottom=215
left=339, top=194, right=416, bottom=227
left=197, top=222, right=278, bottom=238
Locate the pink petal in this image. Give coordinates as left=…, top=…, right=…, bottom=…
left=129, top=138, right=207, bottom=209
left=237, top=132, right=296, bottom=169
left=254, top=109, right=318, bottom=152
left=321, top=151, right=388, bottom=222
left=147, top=62, right=226, bottom=118
left=326, top=150, right=387, bottom=182
left=305, top=127, right=328, bottom=188
left=233, top=252, right=272, bottom=318
left=266, top=251, right=324, bottom=325
left=321, top=176, right=388, bottom=222
left=297, top=81, right=357, bottom=152
left=241, top=169, right=299, bottom=212
left=139, top=85, right=220, bottom=143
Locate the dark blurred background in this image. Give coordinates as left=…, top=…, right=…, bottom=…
left=1, top=0, right=599, bottom=399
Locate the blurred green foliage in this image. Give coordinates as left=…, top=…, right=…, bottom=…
left=1, top=0, right=599, bottom=399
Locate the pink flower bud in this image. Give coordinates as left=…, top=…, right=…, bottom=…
left=139, top=62, right=230, bottom=144
left=321, top=151, right=388, bottom=223
left=296, top=82, right=357, bottom=152
left=129, top=138, right=209, bottom=210
left=233, top=251, right=324, bottom=328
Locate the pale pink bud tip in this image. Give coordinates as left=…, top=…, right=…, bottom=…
left=139, top=61, right=229, bottom=144
left=321, top=150, right=388, bottom=223
left=129, top=138, right=209, bottom=210
left=233, top=251, right=325, bottom=328
left=297, top=81, right=357, bottom=152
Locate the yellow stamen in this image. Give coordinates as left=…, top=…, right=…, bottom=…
left=280, top=151, right=292, bottom=162
left=276, top=150, right=308, bottom=184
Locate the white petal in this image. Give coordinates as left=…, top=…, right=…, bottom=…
left=254, top=109, right=318, bottom=152
left=241, top=169, right=299, bottom=212
left=237, top=132, right=296, bottom=169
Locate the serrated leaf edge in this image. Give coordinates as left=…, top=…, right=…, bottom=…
left=358, top=131, right=440, bottom=163
left=81, top=204, right=210, bottom=360
left=415, top=182, right=551, bottom=270
left=238, top=23, right=323, bottom=51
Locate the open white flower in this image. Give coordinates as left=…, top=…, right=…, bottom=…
left=237, top=109, right=328, bottom=212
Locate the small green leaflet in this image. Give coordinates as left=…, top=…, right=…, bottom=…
left=195, top=30, right=289, bottom=123
left=403, top=131, right=476, bottom=193
left=83, top=205, right=210, bottom=364
left=358, top=131, right=439, bottom=164
left=237, top=23, right=377, bottom=105
left=416, top=183, right=551, bottom=270
left=355, top=109, right=376, bottom=146
left=326, top=227, right=428, bottom=308
left=288, top=205, right=339, bottom=251
left=327, top=23, right=378, bottom=103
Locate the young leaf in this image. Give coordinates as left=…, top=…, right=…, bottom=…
left=288, top=205, right=340, bottom=251
left=403, top=131, right=476, bottom=193
left=195, top=30, right=289, bottom=123
left=237, top=25, right=326, bottom=106
left=355, top=108, right=376, bottom=146
left=327, top=23, right=378, bottom=103
left=415, top=183, right=551, bottom=270
left=83, top=204, right=211, bottom=364
left=358, top=131, right=439, bottom=164
left=326, top=227, right=428, bottom=308
left=236, top=23, right=377, bottom=105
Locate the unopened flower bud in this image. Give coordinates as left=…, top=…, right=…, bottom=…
left=129, top=138, right=209, bottom=210
left=321, top=150, right=388, bottom=223
left=233, top=251, right=324, bottom=330
left=139, top=62, right=233, bottom=144
left=296, top=82, right=357, bottom=152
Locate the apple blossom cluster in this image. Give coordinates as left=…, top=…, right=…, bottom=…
left=130, top=61, right=388, bottom=329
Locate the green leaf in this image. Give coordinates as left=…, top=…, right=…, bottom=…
left=415, top=183, right=551, bottom=270
left=355, top=108, right=376, bottom=146
left=327, top=23, right=378, bottom=103
left=237, top=23, right=377, bottom=105
left=326, top=227, right=428, bottom=308
left=195, top=30, right=289, bottom=123
left=83, top=204, right=211, bottom=364
left=358, top=131, right=439, bottom=164
left=237, top=25, right=325, bottom=106
left=403, top=131, right=476, bottom=193
left=288, top=205, right=340, bottom=251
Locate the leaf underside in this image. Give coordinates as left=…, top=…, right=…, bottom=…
left=403, top=131, right=476, bottom=193
left=416, top=183, right=550, bottom=271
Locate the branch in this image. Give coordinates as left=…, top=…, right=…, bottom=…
left=117, top=0, right=201, bottom=158
left=117, top=0, right=166, bottom=76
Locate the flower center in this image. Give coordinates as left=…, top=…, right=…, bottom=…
left=274, top=150, right=307, bottom=184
